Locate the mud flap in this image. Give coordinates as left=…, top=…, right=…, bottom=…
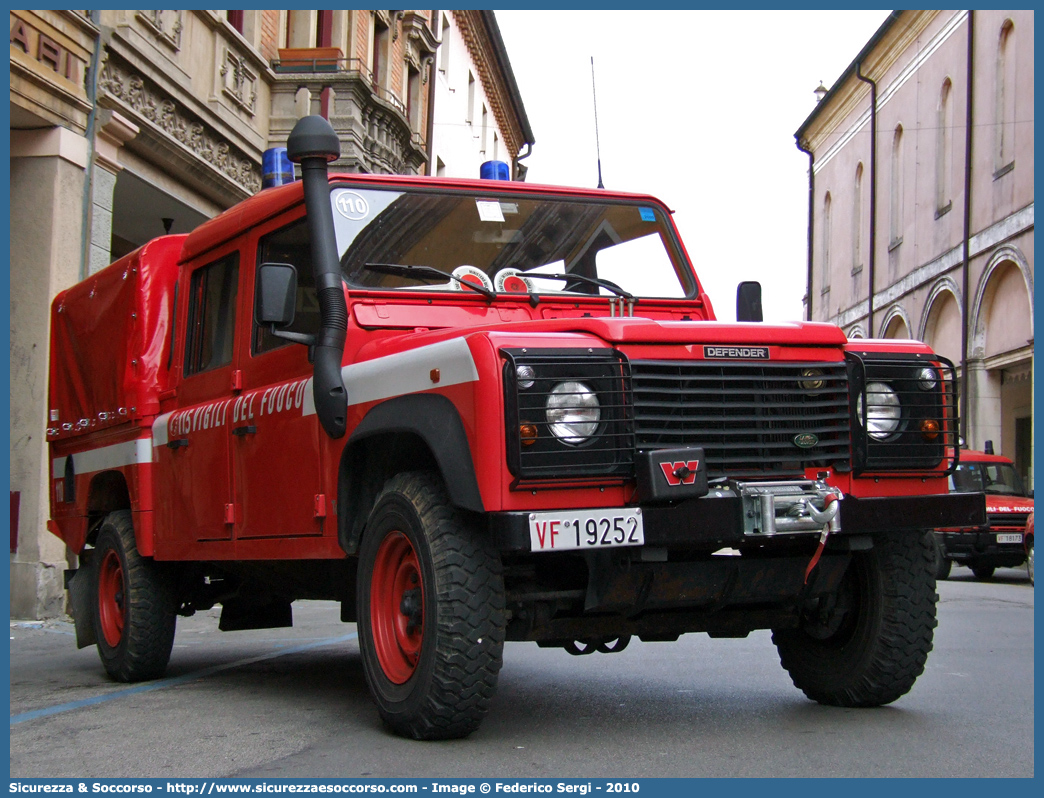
left=64, top=556, right=97, bottom=649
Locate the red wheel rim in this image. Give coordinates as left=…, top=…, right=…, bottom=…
left=97, top=549, right=126, bottom=648
left=370, top=531, right=424, bottom=684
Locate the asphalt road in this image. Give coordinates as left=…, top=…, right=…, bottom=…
left=9, top=564, right=1034, bottom=779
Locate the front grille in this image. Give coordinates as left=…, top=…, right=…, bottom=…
left=630, top=360, right=851, bottom=477
left=989, top=512, right=1030, bottom=529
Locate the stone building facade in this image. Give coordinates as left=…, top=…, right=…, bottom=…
left=9, top=10, right=533, bottom=619
left=796, top=10, right=1033, bottom=488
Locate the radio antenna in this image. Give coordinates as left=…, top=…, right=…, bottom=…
left=591, top=56, right=604, bottom=189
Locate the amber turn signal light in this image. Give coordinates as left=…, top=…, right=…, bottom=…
left=920, top=419, right=940, bottom=440
left=520, top=423, right=538, bottom=446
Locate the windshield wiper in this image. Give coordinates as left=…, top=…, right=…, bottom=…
left=527, top=272, right=635, bottom=301
left=362, top=262, right=496, bottom=300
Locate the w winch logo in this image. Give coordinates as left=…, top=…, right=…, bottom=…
left=660, top=460, right=700, bottom=486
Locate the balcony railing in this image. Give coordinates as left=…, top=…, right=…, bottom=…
left=272, top=51, right=406, bottom=116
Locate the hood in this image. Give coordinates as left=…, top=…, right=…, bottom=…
left=985, top=495, right=1034, bottom=514
left=358, top=314, right=848, bottom=356
left=506, top=317, right=849, bottom=347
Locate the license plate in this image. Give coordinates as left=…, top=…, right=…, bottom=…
left=529, top=508, right=644, bottom=552
left=996, top=533, right=1023, bottom=544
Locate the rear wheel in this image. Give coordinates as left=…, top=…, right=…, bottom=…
left=971, top=564, right=995, bottom=581
left=357, top=472, right=506, bottom=740
left=92, top=510, right=176, bottom=682
left=773, top=528, right=937, bottom=707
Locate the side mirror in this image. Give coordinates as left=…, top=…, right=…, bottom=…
left=736, top=281, right=763, bottom=322
left=256, top=263, right=298, bottom=327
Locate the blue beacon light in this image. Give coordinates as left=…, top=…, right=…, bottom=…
left=262, top=147, right=295, bottom=189
left=480, top=160, right=510, bottom=180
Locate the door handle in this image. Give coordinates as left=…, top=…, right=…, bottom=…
left=232, top=425, right=257, bottom=436
left=166, top=438, right=189, bottom=449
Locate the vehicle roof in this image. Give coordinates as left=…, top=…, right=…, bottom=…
left=959, top=449, right=1015, bottom=465
left=180, top=174, right=672, bottom=264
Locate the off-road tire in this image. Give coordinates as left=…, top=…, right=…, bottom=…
left=772, top=528, right=937, bottom=707
left=92, top=510, right=177, bottom=682
left=357, top=472, right=506, bottom=740
left=972, top=564, right=995, bottom=581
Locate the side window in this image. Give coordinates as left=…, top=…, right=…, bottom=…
left=184, top=253, right=239, bottom=377
left=253, top=219, right=320, bottom=355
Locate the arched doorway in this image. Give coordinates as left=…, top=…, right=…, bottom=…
left=922, top=289, right=962, bottom=366
left=882, top=312, right=911, bottom=340
left=971, top=254, right=1034, bottom=489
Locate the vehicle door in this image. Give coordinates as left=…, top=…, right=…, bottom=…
left=230, top=215, right=326, bottom=540
left=154, top=248, right=242, bottom=550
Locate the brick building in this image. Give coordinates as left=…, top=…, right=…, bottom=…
left=796, top=10, right=1033, bottom=487
left=9, top=10, right=533, bottom=619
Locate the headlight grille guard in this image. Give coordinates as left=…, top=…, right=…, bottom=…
left=845, top=350, right=960, bottom=477
left=501, top=348, right=635, bottom=488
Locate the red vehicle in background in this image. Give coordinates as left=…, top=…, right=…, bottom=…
left=933, top=448, right=1033, bottom=581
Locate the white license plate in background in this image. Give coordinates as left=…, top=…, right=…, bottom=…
left=529, top=508, right=644, bottom=552
left=995, top=533, right=1023, bottom=544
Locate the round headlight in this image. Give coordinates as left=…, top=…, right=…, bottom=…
left=917, top=366, right=938, bottom=391
left=516, top=364, right=536, bottom=390
left=856, top=381, right=902, bottom=440
left=546, top=381, right=600, bottom=444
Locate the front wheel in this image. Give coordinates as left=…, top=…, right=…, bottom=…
left=772, top=528, right=937, bottom=707
left=357, top=472, right=506, bottom=740
left=92, top=510, right=176, bottom=682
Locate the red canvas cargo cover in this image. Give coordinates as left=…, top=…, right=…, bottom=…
left=47, top=236, right=185, bottom=441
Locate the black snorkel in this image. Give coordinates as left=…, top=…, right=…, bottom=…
left=286, top=115, right=348, bottom=439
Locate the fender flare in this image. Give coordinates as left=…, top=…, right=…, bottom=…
left=338, top=393, right=485, bottom=553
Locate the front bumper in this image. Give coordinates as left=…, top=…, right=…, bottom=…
left=490, top=491, right=987, bottom=553
left=938, top=529, right=1027, bottom=568
left=492, top=491, right=985, bottom=640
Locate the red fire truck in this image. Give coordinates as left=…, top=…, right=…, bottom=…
left=932, top=448, right=1033, bottom=581
left=47, top=116, right=985, bottom=739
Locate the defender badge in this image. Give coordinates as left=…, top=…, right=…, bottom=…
left=703, top=345, right=769, bottom=359
left=793, top=433, right=819, bottom=449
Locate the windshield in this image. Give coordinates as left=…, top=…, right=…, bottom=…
left=329, top=186, right=695, bottom=299
left=949, top=461, right=1027, bottom=496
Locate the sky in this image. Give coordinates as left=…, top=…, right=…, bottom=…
left=494, top=9, right=893, bottom=322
